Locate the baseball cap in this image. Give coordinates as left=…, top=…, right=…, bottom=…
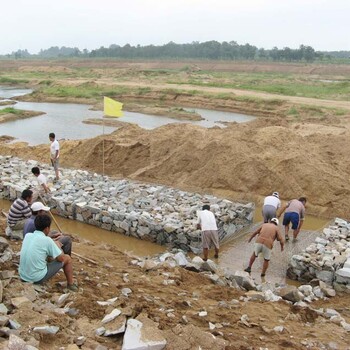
left=271, top=218, right=279, bottom=225
left=272, top=192, right=279, bottom=198
left=31, top=202, right=50, bottom=212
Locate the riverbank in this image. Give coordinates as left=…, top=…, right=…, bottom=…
left=1, top=217, right=350, bottom=349
left=0, top=107, right=43, bottom=124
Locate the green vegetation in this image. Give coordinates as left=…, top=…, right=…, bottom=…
left=39, top=83, right=131, bottom=99
left=168, top=72, right=350, bottom=100
left=0, top=77, right=29, bottom=84
left=5, top=42, right=348, bottom=63
left=137, top=87, right=152, bottom=95
left=0, top=107, right=21, bottom=115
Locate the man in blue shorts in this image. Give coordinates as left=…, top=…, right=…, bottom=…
left=279, top=197, right=306, bottom=242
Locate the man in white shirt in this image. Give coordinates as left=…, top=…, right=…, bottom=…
left=197, top=204, right=219, bottom=261
left=31, top=166, right=51, bottom=201
left=262, top=191, right=281, bottom=223
left=49, top=132, right=60, bottom=181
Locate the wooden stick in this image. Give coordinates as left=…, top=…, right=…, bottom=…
left=70, top=251, right=98, bottom=265
left=38, top=195, right=98, bottom=265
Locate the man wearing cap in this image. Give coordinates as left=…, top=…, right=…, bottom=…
left=262, top=192, right=281, bottom=223
left=197, top=204, right=219, bottom=261
left=279, top=197, right=307, bottom=242
left=23, top=202, right=72, bottom=255
left=244, top=218, right=284, bottom=277
left=19, top=214, right=78, bottom=291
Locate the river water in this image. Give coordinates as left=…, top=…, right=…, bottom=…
left=0, top=86, right=255, bottom=145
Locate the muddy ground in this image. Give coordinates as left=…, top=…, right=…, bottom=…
left=1, top=217, right=350, bottom=350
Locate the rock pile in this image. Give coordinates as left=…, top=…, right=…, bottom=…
left=0, top=156, right=254, bottom=251
left=287, top=218, right=350, bottom=292
left=0, top=236, right=13, bottom=264
left=133, top=250, right=341, bottom=304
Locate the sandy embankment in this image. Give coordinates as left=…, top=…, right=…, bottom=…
left=0, top=110, right=44, bottom=124
left=1, top=116, right=350, bottom=219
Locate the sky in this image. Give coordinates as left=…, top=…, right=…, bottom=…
left=1, top=0, right=349, bottom=54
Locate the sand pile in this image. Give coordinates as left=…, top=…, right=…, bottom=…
left=1, top=118, right=350, bottom=218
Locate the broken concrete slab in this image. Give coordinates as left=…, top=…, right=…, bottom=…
left=122, top=317, right=166, bottom=350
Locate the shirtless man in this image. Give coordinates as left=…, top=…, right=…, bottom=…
left=244, top=218, right=284, bottom=277
left=279, top=197, right=307, bottom=242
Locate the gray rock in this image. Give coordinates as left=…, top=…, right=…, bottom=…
left=0, top=304, right=8, bottom=315
left=0, top=316, right=9, bottom=327
left=0, top=237, right=9, bottom=254
left=9, top=319, right=21, bottom=330
left=201, top=260, right=218, bottom=274
left=33, top=325, right=59, bottom=334
left=121, top=288, right=132, bottom=297
left=74, top=336, right=86, bottom=346
left=231, top=271, right=256, bottom=291
left=277, top=286, right=304, bottom=303
left=95, top=327, right=106, bottom=336
left=101, top=308, right=122, bottom=324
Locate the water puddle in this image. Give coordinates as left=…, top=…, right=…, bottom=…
left=219, top=213, right=330, bottom=284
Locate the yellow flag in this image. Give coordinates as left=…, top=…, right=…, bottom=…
left=104, top=96, right=123, bottom=117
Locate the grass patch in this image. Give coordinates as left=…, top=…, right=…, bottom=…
left=167, top=71, right=350, bottom=100
left=137, top=87, right=152, bottom=95
left=0, top=76, right=29, bottom=84
left=39, top=83, right=130, bottom=99
left=287, top=107, right=299, bottom=116
left=0, top=107, right=21, bottom=115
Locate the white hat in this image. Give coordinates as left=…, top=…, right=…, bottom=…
left=270, top=217, right=279, bottom=225
left=272, top=192, right=279, bottom=198
left=31, top=202, right=50, bottom=212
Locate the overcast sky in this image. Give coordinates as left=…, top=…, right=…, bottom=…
left=2, top=0, right=349, bottom=54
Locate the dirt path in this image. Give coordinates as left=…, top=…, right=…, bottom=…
left=60, top=78, right=350, bottom=111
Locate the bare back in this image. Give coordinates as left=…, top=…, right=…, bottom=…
left=255, top=223, right=282, bottom=249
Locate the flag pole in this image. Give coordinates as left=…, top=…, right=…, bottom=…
left=102, top=110, right=105, bottom=176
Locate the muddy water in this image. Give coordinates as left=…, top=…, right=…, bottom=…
left=219, top=214, right=331, bottom=284
left=0, top=86, right=255, bottom=145
left=0, top=199, right=164, bottom=256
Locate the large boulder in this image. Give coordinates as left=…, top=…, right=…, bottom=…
left=277, top=286, right=304, bottom=303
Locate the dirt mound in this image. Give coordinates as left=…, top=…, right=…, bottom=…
left=2, top=119, right=350, bottom=218
left=18, top=65, right=73, bottom=73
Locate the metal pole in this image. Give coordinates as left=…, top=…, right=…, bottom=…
left=102, top=118, right=105, bottom=176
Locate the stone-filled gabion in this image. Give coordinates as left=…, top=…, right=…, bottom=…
left=0, top=156, right=254, bottom=251
left=287, top=218, right=350, bottom=291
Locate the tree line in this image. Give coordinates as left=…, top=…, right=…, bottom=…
left=3, top=41, right=350, bottom=62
